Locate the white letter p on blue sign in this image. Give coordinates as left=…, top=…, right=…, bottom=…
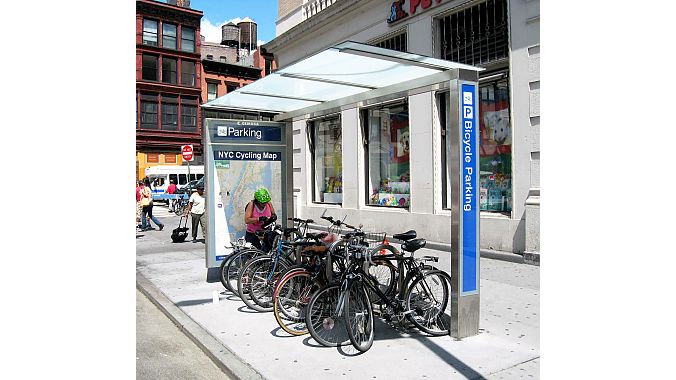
left=463, top=106, right=473, bottom=119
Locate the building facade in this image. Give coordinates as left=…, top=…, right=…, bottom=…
left=135, top=0, right=203, bottom=180
left=200, top=19, right=278, bottom=119
left=265, top=0, right=540, bottom=258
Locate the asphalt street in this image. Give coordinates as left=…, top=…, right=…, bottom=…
left=136, top=289, right=231, bottom=380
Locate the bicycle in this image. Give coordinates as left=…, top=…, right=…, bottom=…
left=307, top=231, right=452, bottom=352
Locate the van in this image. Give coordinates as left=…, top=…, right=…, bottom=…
left=144, top=165, right=204, bottom=201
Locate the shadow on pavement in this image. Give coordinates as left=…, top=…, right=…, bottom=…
left=175, top=298, right=213, bottom=307
left=269, top=326, right=300, bottom=338
left=237, top=305, right=259, bottom=314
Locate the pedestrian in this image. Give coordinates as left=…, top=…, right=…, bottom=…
left=136, top=180, right=144, bottom=229
left=244, top=187, right=276, bottom=251
left=184, top=183, right=206, bottom=243
left=141, top=178, right=164, bottom=231
left=167, top=180, right=177, bottom=212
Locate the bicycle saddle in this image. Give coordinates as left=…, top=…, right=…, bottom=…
left=393, top=230, right=417, bottom=241
left=401, top=238, right=426, bottom=253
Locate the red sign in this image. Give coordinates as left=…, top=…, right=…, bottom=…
left=181, top=145, right=194, bottom=162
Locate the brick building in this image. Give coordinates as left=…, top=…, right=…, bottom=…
left=135, top=0, right=203, bottom=180
left=200, top=19, right=277, bottom=120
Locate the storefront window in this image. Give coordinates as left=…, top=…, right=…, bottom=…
left=310, top=116, right=342, bottom=204
left=479, top=77, right=512, bottom=213
left=364, top=103, right=410, bottom=208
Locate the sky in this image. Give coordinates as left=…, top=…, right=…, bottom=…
left=189, top=0, right=278, bottom=45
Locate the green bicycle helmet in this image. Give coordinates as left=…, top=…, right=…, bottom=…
left=254, top=187, right=271, bottom=204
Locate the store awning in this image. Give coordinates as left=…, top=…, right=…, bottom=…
left=201, top=41, right=483, bottom=118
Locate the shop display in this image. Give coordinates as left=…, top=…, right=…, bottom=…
left=479, top=79, right=512, bottom=213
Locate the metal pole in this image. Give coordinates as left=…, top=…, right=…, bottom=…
left=449, top=69, right=480, bottom=339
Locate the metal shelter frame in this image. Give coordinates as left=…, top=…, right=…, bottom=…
left=201, top=41, right=484, bottom=339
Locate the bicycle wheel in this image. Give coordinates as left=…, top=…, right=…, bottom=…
left=238, top=257, right=290, bottom=312
left=218, top=253, right=236, bottom=290
left=306, top=283, right=350, bottom=347
left=405, top=270, right=451, bottom=336
left=225, top=249, right=263, bottom=295
left=273, top=270, right=321, bottom=336
left=367, top=262, right=396, bottom=303
left=344, top=281, right=374, bottom=352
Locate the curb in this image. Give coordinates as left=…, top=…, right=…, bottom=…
left=136, top=271, right=266, bottom=380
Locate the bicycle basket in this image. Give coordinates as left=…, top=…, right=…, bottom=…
left=362, top=232, right=386, bottom=249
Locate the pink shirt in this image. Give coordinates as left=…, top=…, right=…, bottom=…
left=246, top=202, right=272, bottom=233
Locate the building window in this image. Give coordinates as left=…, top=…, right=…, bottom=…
left=207, top=82, right=218, bottom=101
left=181, top=96, right=198, bottom=132
left=161, top=95, right=179, bottom=130
left=264, top=59, right=273, bottom=76
left=219, top=56, right=226, bottom=63
left=181, top=27, right=195, bottom=53
left=142, top=54, right=158, bottom=81
left=226, top=83, right=238, bottom=93
left=364, top=103, right=410, bottom=208
left=163, top=23, right=177, bottom=49
left=162, top=57, right=177, bottom=84
left=147, top=153, right=159, bottom=163
left=438, top=0, right=509, bottom=66
left=142, top=19, right=158, bottom=46
left=206, top=54, right=213, bottom=60
left=371, top=31, right=407, bottom=52
left=140, top=93, right=159, bottom=129
left=309, top=116, right=342, bottom=204
left=165, top=154, right=177, bottom=164
left=181, top=60, right=196, bottom=86
left=479, top=75, right=512, bottom=213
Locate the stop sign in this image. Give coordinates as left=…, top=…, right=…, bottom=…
left=181, top=145, right=194, bottom=162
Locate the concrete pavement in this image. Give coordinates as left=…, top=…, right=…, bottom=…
left=137, top=204, right=540, bottom=379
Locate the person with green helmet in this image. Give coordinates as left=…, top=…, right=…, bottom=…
left=244, top=187, right=276, bottom=250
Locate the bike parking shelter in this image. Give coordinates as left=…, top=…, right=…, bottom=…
left=202, top=41, right=483, bottom=339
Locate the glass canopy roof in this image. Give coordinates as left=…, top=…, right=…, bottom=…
left=202, top=41, right=482, bottom=114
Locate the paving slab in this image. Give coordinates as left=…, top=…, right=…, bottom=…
left=137, top=248, right=539, bottom=380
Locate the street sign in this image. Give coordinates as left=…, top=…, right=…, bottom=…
left=181, top=144, right=194, bottom=162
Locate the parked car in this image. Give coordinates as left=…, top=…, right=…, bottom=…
left=176, top=177, right=204, bottom=194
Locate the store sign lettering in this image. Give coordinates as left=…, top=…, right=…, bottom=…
left=388, top=0, right=444, bottom=24
left=215, top=150, right=281, bottom=161
left=461, top=83, right=478, bottom=294
left=215, top=124, right=282, bottom=142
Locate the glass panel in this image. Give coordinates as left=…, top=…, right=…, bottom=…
left=169, top=174, right=178, bottom=184
left=163, top=23, right=177, bottom=49
left=479, top=77, right=512, bottom=213
left=178, top=174, right=187, bottom=185
left=142, top=19, right=158, bottom=46
left=205, top=91, right=315, bottom=112
left=162, top=58, right=177, bottom=84
left=366, top=103, right=410, bottom=208
left=181, top=27, right=195, bottom=53
left=181, top=61, right=195, bottom=86
left=142, top=55, right=158, bottom=81
left=312, top=117, right=342, bottom=204
left=280, top=49, right=446, bottom=88
left=140, top=101, right=158, bottom=129
left=161, top=103, right=178, bottom=130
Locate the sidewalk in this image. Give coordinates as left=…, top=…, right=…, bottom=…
left=136, top=208, right=540, bottom=380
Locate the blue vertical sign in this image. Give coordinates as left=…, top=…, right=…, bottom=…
left=461, top=83, right=479, bottom=294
